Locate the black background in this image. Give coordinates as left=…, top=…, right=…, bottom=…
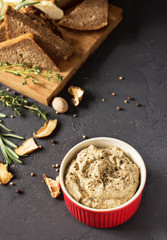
left=0, top=0, right=167, bottom=239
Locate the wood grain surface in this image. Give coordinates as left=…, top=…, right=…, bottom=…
left=0, top=4, right=123, bottom=105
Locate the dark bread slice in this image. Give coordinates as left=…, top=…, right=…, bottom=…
left=58, top=0, right=108, bottom=30
left=0, top=6, right=60, bottom=43
left=0, top=33, right=58, bottom=70
left=4, top=5, right=73, bottom=62
left=56, top=0, right=79, bottom=9
left=19, top=6, right=61, bottom=36
left=0, top=22, right=6, bottom=42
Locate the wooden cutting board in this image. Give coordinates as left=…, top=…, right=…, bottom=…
left=0, top=4, right=123, bottom=106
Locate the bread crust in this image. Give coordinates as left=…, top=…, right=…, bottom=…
left=0, top=33, right=59, bottom=70
left=4, top=5, right=73, bottom=62
left=58, top=0, right=109, bottom=31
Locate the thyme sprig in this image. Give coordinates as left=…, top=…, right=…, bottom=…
left=0, top=114, right=24, bottom=165
left=0, top=62, right=63, bottom=85
left=0, top=90, right=48, bottom=120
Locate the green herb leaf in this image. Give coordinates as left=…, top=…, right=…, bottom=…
left=0, top=113, right=6, bottom=118
left=0, top=90, right=48, bottom=120
left=15, top=1, right=40, bottom=11
left=0, top=120, right=23, bottom=165
left=2, top=133, right=24, bottom=139
left=0, top=0, right=5, bottom=19
left=0, top=137, right=11, bottom=165
left=1, top=136, right=17, bottom=148
left=56, top=73, right=63, bottom=83
left=0, top=123, right=12, bottom=132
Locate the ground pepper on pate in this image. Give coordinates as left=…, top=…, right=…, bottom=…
left=65, top=145, right=140, bottom=209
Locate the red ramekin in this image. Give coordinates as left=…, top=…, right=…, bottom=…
left=59, top=137, right=147, bottom=228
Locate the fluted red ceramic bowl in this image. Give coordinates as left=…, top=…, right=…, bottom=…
left=59, top=137, right=146, bottom=228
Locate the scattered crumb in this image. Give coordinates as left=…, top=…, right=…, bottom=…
left=124, top=100, right=128, bottom=103
left=112, top=92, right=116, bottom=96
left=73, top=114, right=77, bottom=118
left=119, top=76, right=124, bottom=80
left=101, top=98, right=105, bottom=102
left=55, top=164, right=59, bottom=168
left=83, top=135, right=86, bottom=139
left=116, top=106, right=120, bottom=110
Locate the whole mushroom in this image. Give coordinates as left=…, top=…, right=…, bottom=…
left=52, top=97, right=68, bottom=113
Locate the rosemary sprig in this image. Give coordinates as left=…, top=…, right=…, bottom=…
left=0, top=0, right=40, bottom=21
left=0, top=0, right=5, bottom=19
left=0, top=113, right=6, bottom=118
left=15, top=0, right=40, bottom=11
left=0, top=114, right=24, bottom=165
left=0, top=90, right=48, bottom=121
left=0, top=62, right=63, bottom=85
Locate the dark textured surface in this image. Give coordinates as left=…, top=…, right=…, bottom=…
left=0, top=0, right=167, bottom=239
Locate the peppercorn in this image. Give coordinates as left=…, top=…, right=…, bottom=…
left=16, top=189, right=22, bottom=194
left=51, top=139, right=55, bottom=144
left=128, top=96, right=134, bottom=101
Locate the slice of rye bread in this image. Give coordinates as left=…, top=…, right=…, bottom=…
left=20, top=6, right=61, bottom=36
left=0, top=22, right=6, bottom=42
left=58, top=0, right=108, bottom=31
left=0, top=6, right=60, bottom=43
left=4, top=5, right=73, bottom=62
left=0, top=33, right=58, bottom=70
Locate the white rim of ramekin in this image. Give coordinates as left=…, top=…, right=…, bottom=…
left=60, top=137, right=147, bottom=212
